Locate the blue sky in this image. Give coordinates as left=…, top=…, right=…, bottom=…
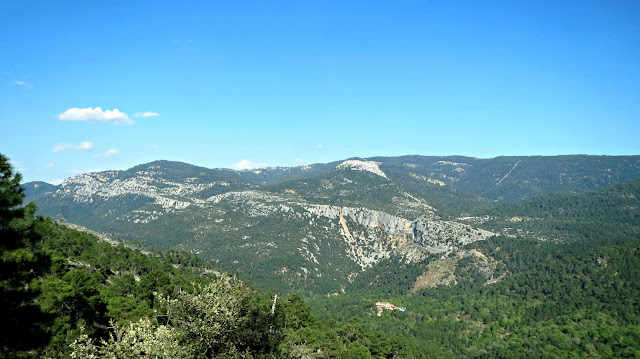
left=1, top=1, right=639, bottom=184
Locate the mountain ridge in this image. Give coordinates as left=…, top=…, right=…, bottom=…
left=24, top=154, right=640, bottom=294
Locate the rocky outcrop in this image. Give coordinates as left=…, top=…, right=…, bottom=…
left=411, top=221, right=494, bottom=250
left=375, top=302, right=406, bottom=316
left=54, top=170, right=219, bottom=211
left=410, top=249, right=504, bottom=292
left=302, top=203, right=493, bottom=268
left=337, top=160, right=388, bottom=178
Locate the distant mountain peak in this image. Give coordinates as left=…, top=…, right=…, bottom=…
left=337, top=160, right=388, bottom=178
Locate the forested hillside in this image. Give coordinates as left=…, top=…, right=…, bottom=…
left=1, top=154, right=417, bottom=358
left=310, top=236, right=640, bottom=358
left=477, top=178, right=640, bottom=241
left=373, top=155, right=640, bottom=203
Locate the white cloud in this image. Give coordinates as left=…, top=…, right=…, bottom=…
left=49, top=179, right=64, bottom=185
left=58, top=107, right=133, bottom=125
left=232, top=159, right=267, bottom=170
left=47, top=163, right=55, bottom=168
left=96, top=149, right=120, bottom=158
left=316, top=144, right=324, bottom=149
left=295, top=158, right=304, bottom=164
left=76, top=141, right=94, bottom=150
left=15, top=80, right=33, bottom=88
left=53, top=141, right=94, bottom=153
left=134, top=112, right=159, bottom=118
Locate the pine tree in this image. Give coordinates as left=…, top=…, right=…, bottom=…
left=0, top=154, right=52, bottom=358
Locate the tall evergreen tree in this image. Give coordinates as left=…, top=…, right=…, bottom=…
left=0, top=154, right=52, bottom=358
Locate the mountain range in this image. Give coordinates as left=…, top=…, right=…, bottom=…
left=25, top=155, right=640, bottom=295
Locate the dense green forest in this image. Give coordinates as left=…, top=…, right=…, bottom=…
left=308, top=235, right=640, bottom=358
left=481, top=178, right=640, bottom=241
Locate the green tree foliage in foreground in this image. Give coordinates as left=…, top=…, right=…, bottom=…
left=0, top=154, right=52, bottom=357
left=69, top=276, right=279, bottom=358
left=0, top=153, right=415, bottom=358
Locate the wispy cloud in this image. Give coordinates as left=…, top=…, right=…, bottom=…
left=232, top=159, right=267, bottom=170
left=52, top=141, right=94, bottom=153
left=96, top=149, right=120, bottom=158
left=58, top=107, right=133, bottom=125
left=134, top=112, right=159, bottom=118
left=316, top=144, right=324, bottom=149
left=15, top=80, right=33, bottom=89
left=76, top=141, right=94, bottom=150
left=47, top=163, right=55, bottom=168
left=49, top=179, right=64, bottom=185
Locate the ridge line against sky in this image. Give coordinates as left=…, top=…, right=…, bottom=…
left=1, top=1, right=639, bottom=184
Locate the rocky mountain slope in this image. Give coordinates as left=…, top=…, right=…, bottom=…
left=25, top=155, right=640, bottom=294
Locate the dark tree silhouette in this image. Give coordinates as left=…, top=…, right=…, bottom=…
left=0, top=154, right=52, bottom=358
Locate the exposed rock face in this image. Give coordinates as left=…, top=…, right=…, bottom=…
left=410, top=249, right=505, bottom=292
left=411, top=221, right=494, bottom=251
left=375, top=302, right=406, bottom=316
left=337, top=160, right=388, bottom=178
left=58, top=170, right=213, bottom=210
left=271, top=199, right=494, bottom=269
